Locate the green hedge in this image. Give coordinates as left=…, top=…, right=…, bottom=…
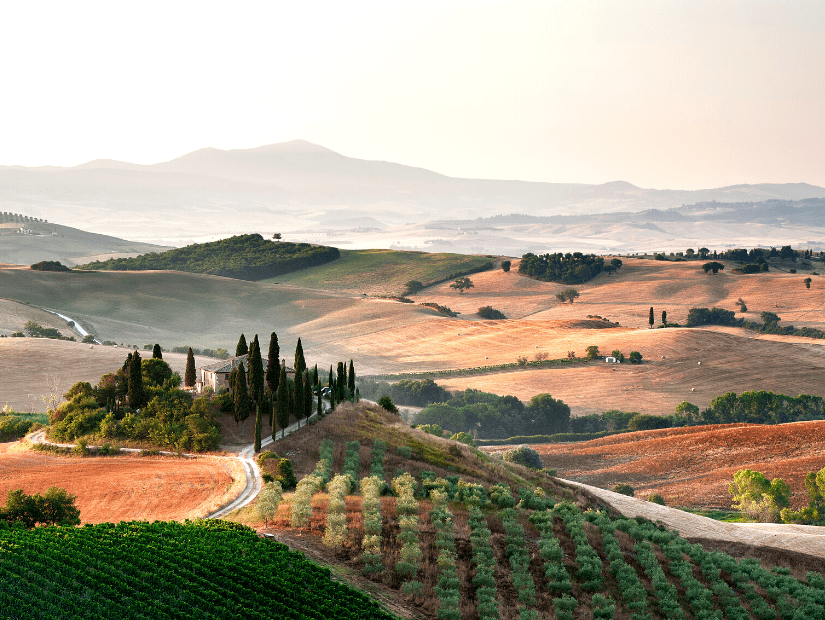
left=476, top=430, right=623, bottom=446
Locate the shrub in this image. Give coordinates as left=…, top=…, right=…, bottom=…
left=448, top=431, right=475, bottom=447
left=613, top=483, right=635, bottom=497
left=502, top=446, right=543, bottom=470
left=477, top=306, right=506, bottom=320
left=72, top=438, right=90, bottom=457
left=648, top=493, right=666, bottom=505
left=629, top=351, right=642, bottom=364
left=255, top=481, right=283, bottom=525
left=377, top=396, right=398, bottom=413
left=585, top=345, right=600, bottom=359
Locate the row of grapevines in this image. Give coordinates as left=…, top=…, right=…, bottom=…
left=500, top=507, right=537, bottom=619
left=527, top=509, right=576, bottom=619
left=324, top=474, right=350, bottom=549
left=290, top=441, right=335, bottom=528
left=554, top=502, right=604, bottom=592
left=360, top=475, right=384, bottom=575
left=369, top=440, right=386, bottom=479
left=342, top=441, right=362, bottom=491
left=392, top=472, right=423, bottom=594
left=468, top=507, right=500, bottom=620
left=430, top=490, right=460, bottom=620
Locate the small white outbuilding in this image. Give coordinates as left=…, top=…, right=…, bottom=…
left=605, top=356, right=620, bottom=363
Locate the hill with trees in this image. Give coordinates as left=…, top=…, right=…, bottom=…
left=519, top=252, right=611, bottom=284
left=76, top=234, right=340, bottom=281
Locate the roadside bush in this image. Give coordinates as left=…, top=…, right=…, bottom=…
left=477, top=306, right=506, bottom=320
left=502, top=446, right=543, bottom=470
left=377, top=396, right=398, bottom=413
left=0, top=415, right=35, bottom=441
left=648, top=493, right=666, bottom=505
left=613, top=483, right=635, bottom=497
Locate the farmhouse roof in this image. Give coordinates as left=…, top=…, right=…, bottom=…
left=199, top=355, right=294, bottom=374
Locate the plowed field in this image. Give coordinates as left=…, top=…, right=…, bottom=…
left=507, top=421, right=825, bottom=509
left=0, top=443, right=237, bottom=523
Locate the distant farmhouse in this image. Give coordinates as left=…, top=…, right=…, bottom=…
left=197, top=354, right=294, bottom=393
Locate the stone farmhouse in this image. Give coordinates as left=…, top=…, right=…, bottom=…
left=197, top=354, right=294, bottom=393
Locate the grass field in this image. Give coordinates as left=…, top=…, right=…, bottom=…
left=268, top=248, right=493, bottom=295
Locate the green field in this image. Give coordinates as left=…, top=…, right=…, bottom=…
left=268, top=249, right=493, bottom=294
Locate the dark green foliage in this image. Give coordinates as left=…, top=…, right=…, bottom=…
left=686, top=307, right=739, bottom=327
left=613, top=483, right=635, bottom=496
left=702, top=261, right=725, bottom=273
left=648, top=493, right=666, bottom=505
left=358, top=378, right=451, bottom=407
left=294, top=338, right=306, bottom=375
left=233, top=363, right=251, bottom=432
left=184, top=347, right=196, bottom=388
left=477, top=306, right=506, bottom=319
left=343, top=441, right=362, bottom=490
left=502, top=446, right=543, bottom=470
left=1, top=487, right=80, bottom=528
left=0, top=520, right=395, bottom=619
left=501, top=260, right=511, bottom=272
left=649, top=306, right=654, bottom=327
left=128, top=350, right=144, bottom=409
left=0, top=414, right=36, bottom=441
left=519, top=251, right=605, bottom=284
left=24, top=321, right=70, bottom=340
left=661, top=310, right=666, bottom=325
left=348, top=359, right=356, bottom=396
left=275, top=365, right=289, bottom=438
left=303, top=370, right=312, bottom=418
left=76, top=233, right=341, bottom=281
left=293, top=371, right=305, bottom=426
left=265, top=332, right=280, bottom=393
left=741, top=263, right=762, bottom=274
left=627, top=413, right=671, bottom=431
left=248, top=335, right=265, bottom=401
left=30, top=260, right=70, bottom=272
left=377, top=395, right=398, bottom=413
left=404, top=280, right=424, bottom=294
left=369, top=440, right=386, bottom=479
left=337, top=361, right=346, bottom=401
left=629, top=350, right=642, bottom=364
left=450, top=276, right=474, bottom=293
left=420, top=302, right=458, bottom=316
left=254, top=402, right=262, bottom=452
left=701, top=390, right=825, bottom=425
left=236, top=333, right=248, bottom=357
left=152, top=344, right=163, bottom=359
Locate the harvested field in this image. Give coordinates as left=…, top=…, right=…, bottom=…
left=0, top=444, right=238, bottom=523
left=510, top=421, right=825, bottom=509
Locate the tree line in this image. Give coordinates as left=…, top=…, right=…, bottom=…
left=686, top=307, right=825, bottom=339
left=0, top=487, right=80, bottom=528
left=518, top=252, right=614, bottom=284
left=75, top=234, right=340, bottom=281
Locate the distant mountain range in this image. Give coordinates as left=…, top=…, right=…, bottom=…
left=1, top=140, right=824, bottom=253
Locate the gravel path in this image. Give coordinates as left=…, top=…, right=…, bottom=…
left=559, top=478, right=825, bottom=559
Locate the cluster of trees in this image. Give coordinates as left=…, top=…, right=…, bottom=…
left=414, top=389, right=570, bottom=439
left=30, top=261, right=70, bottom=272
left=0, top=212, right=47, bottom=223
left=686, top=307, right=825, bottom=339
left=477, top=306, right=506, bottom=319
left=76, top=234, right=340, bottom=281
left=22, top=321, right=73, bottom=341
left=49, top=351, right=221, bottom=451
left=358, top=378, right=451, bottom=408
left=519, top=252, right=613, bottom=284
left=0, top=487, right=80, bottom=528
left=171, top=345, right=230, bottom=359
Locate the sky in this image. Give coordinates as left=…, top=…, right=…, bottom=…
left=1, top=0, right=823, bottom=189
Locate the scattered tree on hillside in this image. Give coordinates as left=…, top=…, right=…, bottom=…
left=450, top=276, right=474, bottom=294
left=294, top=338, right=306, bottom=375
left=736, top=298, right=748, bottom=312
left=275, top=365, right=289, bottom=439
left=404, top=280, right=424, bottom=295
left=152, top=344, right=163, bottom=359
left=661, top=310, right=667, bottom=325
left=613, top=484, right=634, bottom=497
left=233, top=363, right=251, bottom=437
left=629, top=351, right=642, bottom=364
left=337, top=362, right=346, bottom=401
left=30, top=260, right=70, bottom=272
left=265, top=332, right=280, bottom=395
left=82, top=335, right=96, bottom=344
left=328, top=365, right=336, bottom=410
left=477, top=306, right=506, bottom=319
left=377, top=396, right=398, bottom=413
left=519, top=252, right=605, bottom=284
left=702, top=261, right=725, bottom=274
left=698, top=247, right=710, bottom=258
left=2, top=487, right=80, bottom=528
left=255, top=481, right=283, bottom=526
left=673, top=401, right=700, bottom=426
left=648, top=307, right=654, bottom=328
left=236, top=334, right=248, bottom=357
left=804, top=277, right=812, bottom=289
left=294, top=371, right=305, bottom=428
left=128, top=350, right=144, bottom=409
left=685, top=248, right=695, bottom=257
left=185, top=348, right=196, bottom=388
left=272, top=233, right=281, bottom=241
left=729, top=469, right=790, bottom=522
left=555, top=289, right=579, bottom=304
left=348, top=360, right=356, bottom=397
left=585, top=345, right=600, bottom=360
left=610, top=350, right=625, bottom=362
left=761, top=311, right=780, bottom=326
left=501, top=260, right=511, bottom=272
left=304, top=370, right=312, bottom=418
left=248, top=335, right=264, bottom=400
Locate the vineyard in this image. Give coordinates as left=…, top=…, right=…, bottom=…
left=0, top=519, right=395, bottom=619
left=260, top=406, right=825, bottom=620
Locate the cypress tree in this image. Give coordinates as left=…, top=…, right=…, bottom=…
left=254, top=401, right=262, bottom=453
left=648, top=307, right=654, bottom=328
left=123, top=352, right=133, bottom=373
left=236, top=333, right=248, bottom=357
left=661, top=310, right=667, bottom=325
left=152, top=344, right=162, bottom=359
left=347, top=359, right=355, bottom=397
left=265, top=332, right=280, bottom=393
left=337, top=362, right=346, bottom=401
left=276, top=365, right=289, bottom=439
left=317, top=383, right=323, bottom=417
left=294, top=338, right=306, bottom=375
left=294, top=370, right=305, bottom=428
left=185, top=347, right=196, bottom=388
left=312, top=364, right=319, bottom=388
left=328, top=366, right=336, bottom=410
left=248, top=335, right=264, bottom=401
left=128, top=350, right=144, bottom=409
left=304, top=370, right=312, bottom=418
left=233, top=363, right=251, bottom=437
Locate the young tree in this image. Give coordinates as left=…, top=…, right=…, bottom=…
left=648, top=307, right=654, bottom=328
left=293, top=370, right=305, bottom=428
left=128, top=350, right=144, bottom=409
left=265, top=332, right=280, bottom=393
left=294, top=338, right=306, bottom=375
left=255, top=481, right=283, bottom=526
left=804, top=277, right=812, bottom=289
left=348, top=359, right=356, bottom=397
left=661, top=310, right=667, bottom=325
left=501, top=260, right=511, bottom=272
left=629, top=351, right=643, bottom=364
left=450, top=276, right=474, bottom=294
left=585, top=345, right=600, bottom=360
left=185, top=347, right=196, bottom=388
left=152, top=344, right=163, bottom=359
left=236, top=333, right=248, bottom=357
left=275, top=365, right=289, bottom=439
left=233, top=363, right=251, bottom=437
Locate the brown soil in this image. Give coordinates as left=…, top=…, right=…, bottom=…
left=513, top=421, right=825, bottom=509
left=0, top=444, right=236, bottom=523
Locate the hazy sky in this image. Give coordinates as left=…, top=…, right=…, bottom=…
left=1, top=1, right=823, bottom=189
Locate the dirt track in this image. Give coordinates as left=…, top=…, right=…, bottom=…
left=560, top=478, right=825, bottom=560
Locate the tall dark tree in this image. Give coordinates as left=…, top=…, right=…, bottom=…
left=233, top=363, right=251, bottom=437
left=337, top=362, right=346, bottom=401
left=304, top=370, right=312, bottom=418
left=236, top=333, right=248, bottom=357
left=248, top=335, right=265, bottom=401
left=294, top=370, right=305, bottom=428
left=328, top=365, right=336, bottom=410
left=128, top=350, right=144, bottom=409
left=661, top=310, right=667, bottom=325
left=265, top=332, right=280, bottom=394
left=648, top=307, right=654, bottom=328
left=347, top=359, right=356, bottom=397
left=185, top=347, right=196, bottom=388
left=294, top=338, right=306, bottom=375
left=152, top=344, right=163, bottom=359
left=275, top=365, right=289, bottom=439
left=123, top=352, right=133, bottom=373
left=312, top=364, right=319, bottom=388
left=254, top=400, right=262, bottom=453
left=317, top=382, right=323, bottom=417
